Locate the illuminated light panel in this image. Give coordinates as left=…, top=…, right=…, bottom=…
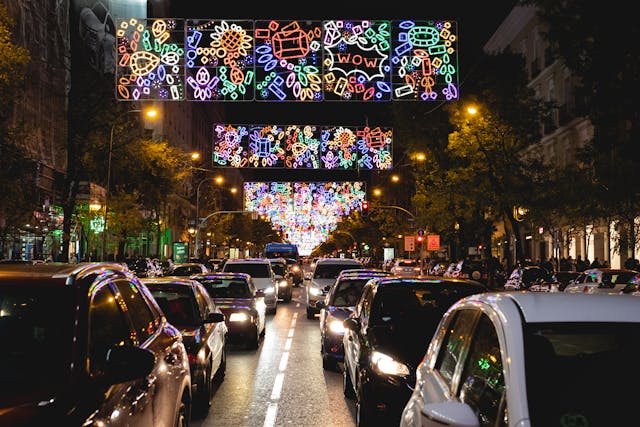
left=322, top=20, right=392, bottom=101
left=186, top=19, right=255, bottom=101
left=254, top=20, right=324, bottom=101
left=115, top=18, right=459, bottom=102
left=212, top=124, right=392, bottom=170
left=391, top=20, right=459, bottom=101
left=243, top=182, right=366, bottom=255
left=116, top=18, right=185, bottom=100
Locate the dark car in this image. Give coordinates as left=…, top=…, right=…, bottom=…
left=125, top=257, right=161, bottom=278
left=0, top=262, right=192, bottom=427
left=142, top=277, right=227, bottom=417
left=191, top=272, right=267, bottom=349
left=169, top=262, right=210, bottom=277
left=269, top=258, right=293, bottom=302
left=316, top=271, right=390, bottom=371
left=504, top=265, right=558, bottom=291
left=285, top=258, right=304, bottom=286
left=554, top=270, right=581, bottom=291
left=342, top=276, right=488, bottom=426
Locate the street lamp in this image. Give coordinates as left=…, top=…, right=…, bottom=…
left=101, top=107, right=158, bottom=261
left=195, top=175, right=225, bottom=259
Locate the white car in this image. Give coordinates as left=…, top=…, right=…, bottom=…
left=400, top=292, right=640, bottom=427
left=563, top=267, right=638, bottom=294
left=305, top=257, right=363, bottom=319
left=222, top=258, right=278, bottom=314
left=390, top=259, right=421, bottom=276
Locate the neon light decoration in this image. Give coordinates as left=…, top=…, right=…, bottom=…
left=323, top=20, right=392, bottom=101
left=212, top=124, right=392, bottom=170
left=390, top=20, right=458, bottom=101
left=115, top=18, right=458, bottom=102
left=186, top=20, right=255, bottom=101
left=254, top=20, right=324, bottom=101
left=116, top=18, right=185, bottom=100
left=244, top=182, right=366, bottom=255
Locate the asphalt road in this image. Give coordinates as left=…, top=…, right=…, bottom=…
left=192, top=285, right=357, bottom=427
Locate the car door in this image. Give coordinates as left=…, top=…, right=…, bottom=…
left=344, top=284, right=374, bottom=390
left=195, top=282, right=226, bottom=372
left=114, top=279, right=189, bottom=426
left=87, top=280, right=155, bottom=426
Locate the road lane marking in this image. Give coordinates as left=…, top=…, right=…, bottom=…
left=285, top=337, right=292, bottom=350
left=270, top=372, right=285, bottom=399
left=279, top=351, right=289, bottom=371
left=263, top=403, right=278, bottom=427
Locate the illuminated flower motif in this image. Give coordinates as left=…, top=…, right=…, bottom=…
left=209, top=21, right=253, bottom=59
left=327, top=127, right=356, bottom=151
left=321, top=151, right=339, bottom=169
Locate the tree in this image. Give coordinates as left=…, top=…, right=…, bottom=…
left=0, top=5, right=33, bottom=256
left=523, top=0, right=640, bottom=258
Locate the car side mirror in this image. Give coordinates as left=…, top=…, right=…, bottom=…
left=101, top=346, right=155, bottom=386
left=420, top=401, right=480, bottom=427
left=204, top=312, right=225, bottom=323
left=316, top=300, right=326, bottom=310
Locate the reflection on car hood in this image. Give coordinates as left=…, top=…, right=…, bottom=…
left=326, top=306, right=354, bottom=320
left=369, top=324, right=434, bottom=370
left=0, top=386, right=87, bottom=426
left=310, top=278, right=334, bottom=288
left=212, top=297, right=254, bottom=310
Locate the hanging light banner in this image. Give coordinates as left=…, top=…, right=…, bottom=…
left=212, top=124, right=392, bottom=170
left=115, top=18, right=458, bottom=102
left=244, top=181, right=366, bottom=255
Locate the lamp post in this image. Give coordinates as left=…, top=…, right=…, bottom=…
left=194, top=175, right=224, bottom=259
left=101, top=107, right=157, bottom=261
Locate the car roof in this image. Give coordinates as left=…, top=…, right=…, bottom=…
left=369, top=276, right=487, bottom=288
left=191, top=271, right=251, bottom=280
left=225, top=258, right=270, bottom=264
left=462, top=291, right=640, bottom=323
left=0, top=262, right=132, bottom=288
left=141, top=277, right=198, bottom=287
left=316, top=258, right=363, bottom=265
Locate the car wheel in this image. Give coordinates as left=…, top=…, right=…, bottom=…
left=343, top=364, right=356, bottom=399
left=246, top=327, right=259, bottom=350
left=193, top=362, right=213, bottom=417
left=213, top=345, right=226, bottom=383
left=175, top=392, right=190, bottom=427
left=322, top=353, right=337, bottom=371
left=356, top=383, right=375, bottom=427
left=306, top=307, right=315, bottom=319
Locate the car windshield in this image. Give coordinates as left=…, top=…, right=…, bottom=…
left=148, top=287, right=199, bottom=326
left=314, top=263, right=361, bottom=279
left=0, top=286, right=75, bottom=391
left=196, top=278, right=252, bottom=299
left=171, top=265, right=201, bottom=276
left=524, top=322, right=640, bottom=425
left=397, top=260, right=417, bottom=267
left=270, top=263, right=287, bottom=276
left=331, top=278, right=370, bottom=307
left=602, top=271, right=636, bottom=285
left=224, top=263, right=271, bottom=278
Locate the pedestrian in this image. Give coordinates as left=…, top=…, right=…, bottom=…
left=590, top=257, right=602, bottom=268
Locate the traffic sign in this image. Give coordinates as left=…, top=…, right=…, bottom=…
left=404, top=236, right=415, bottom=251
left=427, top=234, right=440, bottom=251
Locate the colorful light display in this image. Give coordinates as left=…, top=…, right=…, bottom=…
left=322, top=20, right=392, bottom=101
left=116, top=18, right=185, bottom=100
left=255, top=20, right=324, bottom=101
left=116, top=18, right=458, bottom=102
left=186, top=20, right=255, bottom=101
left=390, top=20, right=458, bottom=101
left=212, top=124, right=392, bottom=170
left=244, top=182, right=366, bottom=255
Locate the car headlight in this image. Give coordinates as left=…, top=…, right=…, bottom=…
left=371, top=351, right=410, bottom=376
left=264, top=286, right=275, bottom=295
left=309, top=287, right=323, bottom=296
left=229, top=312, right=249, bottom=322
left=291, top=265, right=300, bottom=272
left=328, top=318, right=345, bottom=334
left=278, top=280, right=288, bottom=287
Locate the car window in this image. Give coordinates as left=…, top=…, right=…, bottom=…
left=151, top=288, right=199, bottom=327
left=458, top=314, right=506, bottom=427
left=224, top=263, right=271, bottom=278
left=270, top=262, right=287, bottom=276
left=332, top=278, right=368, bottom=307
left=194, top=282, right=215, bottom=317
left=198, top=278, right=252, bottom=299
left=314, top=263, right=362, bottom=279
left=88, top=283, right=135, bottom=377
left=114, top=280, right=156, bottom=343
left=435, top=309, right=478, bottom=386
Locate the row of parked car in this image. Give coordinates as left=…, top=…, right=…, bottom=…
left=309, top=259, right=640, bottom=426
left=0, top=256, right=297, bottom=426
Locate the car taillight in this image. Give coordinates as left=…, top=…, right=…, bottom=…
left=187, top=352, right=197, bottom=366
